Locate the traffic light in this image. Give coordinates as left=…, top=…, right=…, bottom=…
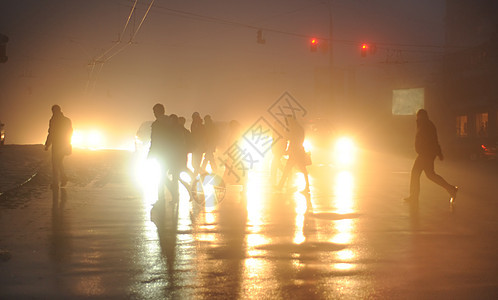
left=360, top=43, right=368, bottom=57
left=0, top=34, right=8, bottom=63
left=310, top=38, right=318, bottom=52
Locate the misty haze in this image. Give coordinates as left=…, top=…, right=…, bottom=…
left=1, top=0, right=497, bottom=299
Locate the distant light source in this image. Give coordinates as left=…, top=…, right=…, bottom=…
left=87, top=130, right=104, bottom=150
left=310, top=38, right=318, bottom=52
left=135, top=157, right=160, bottom=206
left=334, top=137, right=356, bottom=167
left=361, top=43, right=368, bottom=57
left=303, top=139, right=312, bottom=153
left=71, top=129, right=106, bottom=150
left=71, top=130, right=84, bottom=147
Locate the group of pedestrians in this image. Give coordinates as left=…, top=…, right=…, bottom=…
left=147, top=104, right=220, bottom=206
left=43, top=104, right=457, bottom=206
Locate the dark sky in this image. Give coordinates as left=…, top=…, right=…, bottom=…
left=0, top=0, right=445, bottom=146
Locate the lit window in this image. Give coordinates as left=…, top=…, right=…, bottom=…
left=476, top=112, right=488, bottom=137
left=456, top=115, right=468, bottom=137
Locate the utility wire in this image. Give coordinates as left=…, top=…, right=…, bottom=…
left=93, top=0, right=138, bottom=64
left=122, top=0, right=460, bottom=52
left=87, top=0, right=155, bottom=93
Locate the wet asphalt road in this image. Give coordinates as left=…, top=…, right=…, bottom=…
left=1, top=146, right=497, bottom=299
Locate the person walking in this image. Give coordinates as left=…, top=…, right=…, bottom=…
left=277, top=117, right=310, bottom=193
left=178, top=116, right=191, bottom=172
left=201, top=114, right=218, bottom=173
left=166, top=114, right=186, bottom=204
left=270, top=120, right=287, bottom=186
left=404, top=109, right=458, bottom=202
left=44, top=105, right=73, bottom=189
left=190, top=112, right=205, bottom=176
left=148, top=104, right=172, bottom=205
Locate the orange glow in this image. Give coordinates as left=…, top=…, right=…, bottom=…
left=246, top=171, right=266, bottom=231
left=311, top=38, right=318, bottom=44
left=294, top=172, right=307, bottom=192
left=303, top=139, right=312, bottom=153
left=71, top=129, right=106, bottom=150
left=333, top=171, right=355, bottom=214
left=334, top=137, right=356, bottom=167
left=135, top=157, right=160, bottom=206
left=334, top=263, right=355, bottom=271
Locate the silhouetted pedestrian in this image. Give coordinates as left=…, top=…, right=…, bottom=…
left=190, top=112, right=204, bottom=176
left=201, top=114, right=218, bottom=173
left=178, top=116, right=191, bottom=170
left=270, top=120, right=287, bottom=186
left=277, top=117, right=310, bottom=193
left=44, top=105, right=73, bottom=189
left=404, top=109, right=458, bottom=202
left=167, top=114, right=186, bottom=203
left=148, top=104, right=172, bottom=205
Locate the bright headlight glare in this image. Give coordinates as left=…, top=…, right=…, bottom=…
left=334, top=137, right=356, bottom=166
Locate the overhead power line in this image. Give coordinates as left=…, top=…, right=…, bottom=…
left=118, top=0, right=459, bottom=53
left=87, top=0, right=155, bottom=93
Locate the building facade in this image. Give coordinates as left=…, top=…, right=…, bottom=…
left=442, top=0, right=498, bottom=158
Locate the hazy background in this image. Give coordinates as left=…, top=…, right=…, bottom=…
left=0, top=0, right=445, bottom=148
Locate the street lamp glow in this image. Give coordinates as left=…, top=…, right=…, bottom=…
left=303, top=139, right=312, bottom=153
left=71, top=129, right=107, bottom=150
left=334, top=137, right=356, bottom=167
left=71, top=130, right=84, bottom=147
left=87, top=130, right=104, bottom=150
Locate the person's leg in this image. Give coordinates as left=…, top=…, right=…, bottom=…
left=169, top=169, right=180, bottom=204
left=204, top=152, right=217, bottom=172
left=407, top=156, right=424, bottom=200
left=59, top=155, right=67, bottom=186
left=194, top=151, right=204, bottom=175
left=156, top=159, right=167, bottom=204
left=423, top=157, right=457, bottom=197
left=51, top=152, right=62, bottom=188
left=200, top=153, right=207, bottom=170
left=277, top=158, right=295, bottom=190
left=298, top=163, right=310, bottom=192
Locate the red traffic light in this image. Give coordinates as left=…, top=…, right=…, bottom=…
left=310, top=38, right=318, bottom=52
left=360, top=43, right=368, bottom=57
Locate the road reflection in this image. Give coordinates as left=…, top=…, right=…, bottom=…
left=331, top=170, right=357, bottom=271
left=134, top=153, right=361, bottom=297
left=50, top=188, right=76, bottom=294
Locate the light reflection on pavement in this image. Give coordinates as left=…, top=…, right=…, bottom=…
left=1, top=148, right=498, bottom=298
left=129, top=147, right=368, bottom=299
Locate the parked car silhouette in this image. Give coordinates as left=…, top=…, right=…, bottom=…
left=480, top=139, right=497, bottom=160
left=447, top=137, right=497, bottom=160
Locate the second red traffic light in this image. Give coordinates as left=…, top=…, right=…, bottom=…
left=361, top=43, right=368, bottom=57
left=310, top=38, right=318, bottom=52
